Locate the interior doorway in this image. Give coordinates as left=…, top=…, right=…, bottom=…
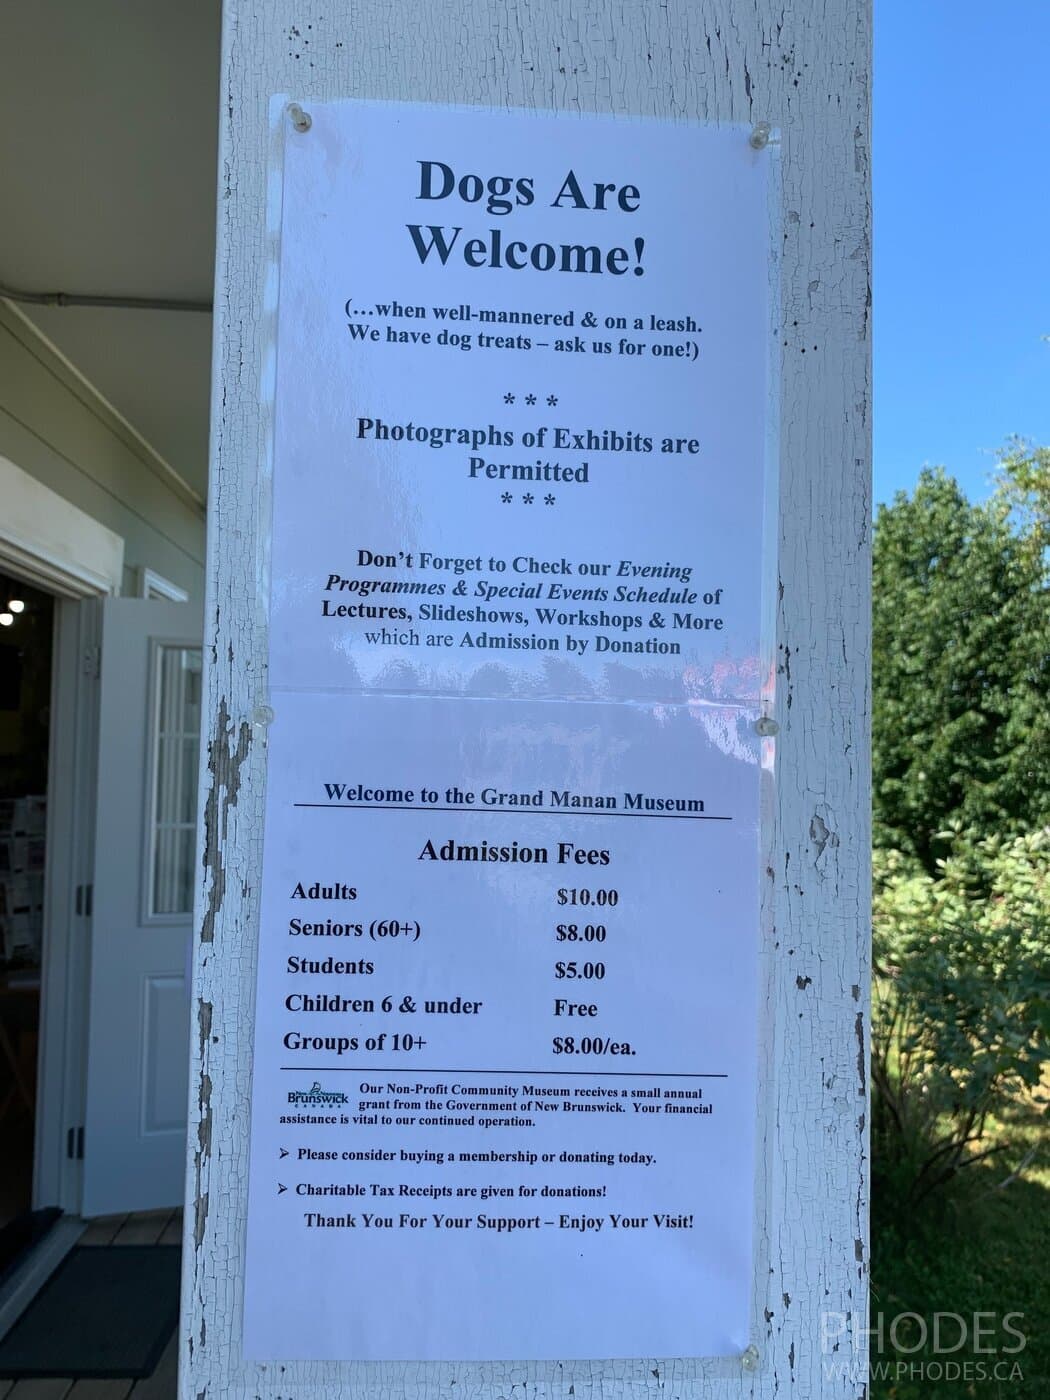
left=0, top=577, right=55, bottom=1245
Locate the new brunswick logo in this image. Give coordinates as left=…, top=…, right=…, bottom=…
left=287, top=1080, right=349, bottom=1106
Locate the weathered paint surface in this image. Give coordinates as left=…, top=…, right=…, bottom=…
left=182, top=2, right=871, bottom=1396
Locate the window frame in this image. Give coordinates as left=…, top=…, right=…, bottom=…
left=142, top=637, right=203, bottom=926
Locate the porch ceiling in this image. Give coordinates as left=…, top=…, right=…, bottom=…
left=0, top=0, right=221, bottom=501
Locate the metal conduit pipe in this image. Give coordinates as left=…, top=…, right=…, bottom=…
left=0, top=281, right=213, bottom=313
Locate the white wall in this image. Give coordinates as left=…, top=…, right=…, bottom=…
left=0, top=301, right=206, bottom=604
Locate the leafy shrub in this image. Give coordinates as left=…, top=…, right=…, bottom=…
left=872, top=829, right=1050, bottom=1205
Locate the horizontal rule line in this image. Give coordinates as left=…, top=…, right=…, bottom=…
left=279, top=1067, right=729, bottom=1079
left=293, top=803, right=731, bottom=822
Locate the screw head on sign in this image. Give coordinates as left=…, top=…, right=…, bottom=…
left=749, top=122, right=772, bottom=150
left=754, top=716, right=779, bottom=737
left=741, top=1344, right=760, bottom=1371
left=288, top=103, right=312, bottom=133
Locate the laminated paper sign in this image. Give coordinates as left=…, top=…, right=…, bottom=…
left=242, top=99, right=775, bottom=1362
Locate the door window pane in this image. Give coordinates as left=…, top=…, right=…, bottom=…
left=151, top=646, right=202, bottom=916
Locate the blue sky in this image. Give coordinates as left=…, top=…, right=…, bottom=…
left=874, top=0, right=1050, bottom=506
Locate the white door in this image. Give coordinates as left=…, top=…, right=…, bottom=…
left=82, top=598, right=202, bottom=1217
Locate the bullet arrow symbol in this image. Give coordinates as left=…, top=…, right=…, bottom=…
left=279, top=1148, right=289, bottom=1158
left=278, top=1183, right=288, bottom=1194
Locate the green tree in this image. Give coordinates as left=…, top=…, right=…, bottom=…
left=873, top=451, right=1050, bottom=871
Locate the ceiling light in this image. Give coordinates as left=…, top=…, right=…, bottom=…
left=7, top=599, right=24, bottom=613
left=0, top=613, right=13, bottom=627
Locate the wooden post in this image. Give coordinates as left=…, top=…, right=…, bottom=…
left=184, top=3, right=871, bottom=1395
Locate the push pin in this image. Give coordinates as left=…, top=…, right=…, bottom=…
left=749, top=122, right=773, bottom=150
left=288, top=103, right=312, bottom=133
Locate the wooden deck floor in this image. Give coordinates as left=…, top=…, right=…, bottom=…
left=0, top=1209, right=181, bottom=1400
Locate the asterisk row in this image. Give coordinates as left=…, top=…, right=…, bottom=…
left=499, top=492, right=557, bottom=505
left=502, top=392, right=559, bottom=406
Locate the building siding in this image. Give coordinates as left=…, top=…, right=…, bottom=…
left=0, top=301, right=206, bottom=605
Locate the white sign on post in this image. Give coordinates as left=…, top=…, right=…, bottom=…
left=242, top=100, right=775, bottom=1362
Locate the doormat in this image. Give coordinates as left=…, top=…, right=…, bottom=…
left=0, top=1245, right=180, bottom=1378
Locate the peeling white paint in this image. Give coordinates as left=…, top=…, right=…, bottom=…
left=182, top=2, right=871, bottom=1395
